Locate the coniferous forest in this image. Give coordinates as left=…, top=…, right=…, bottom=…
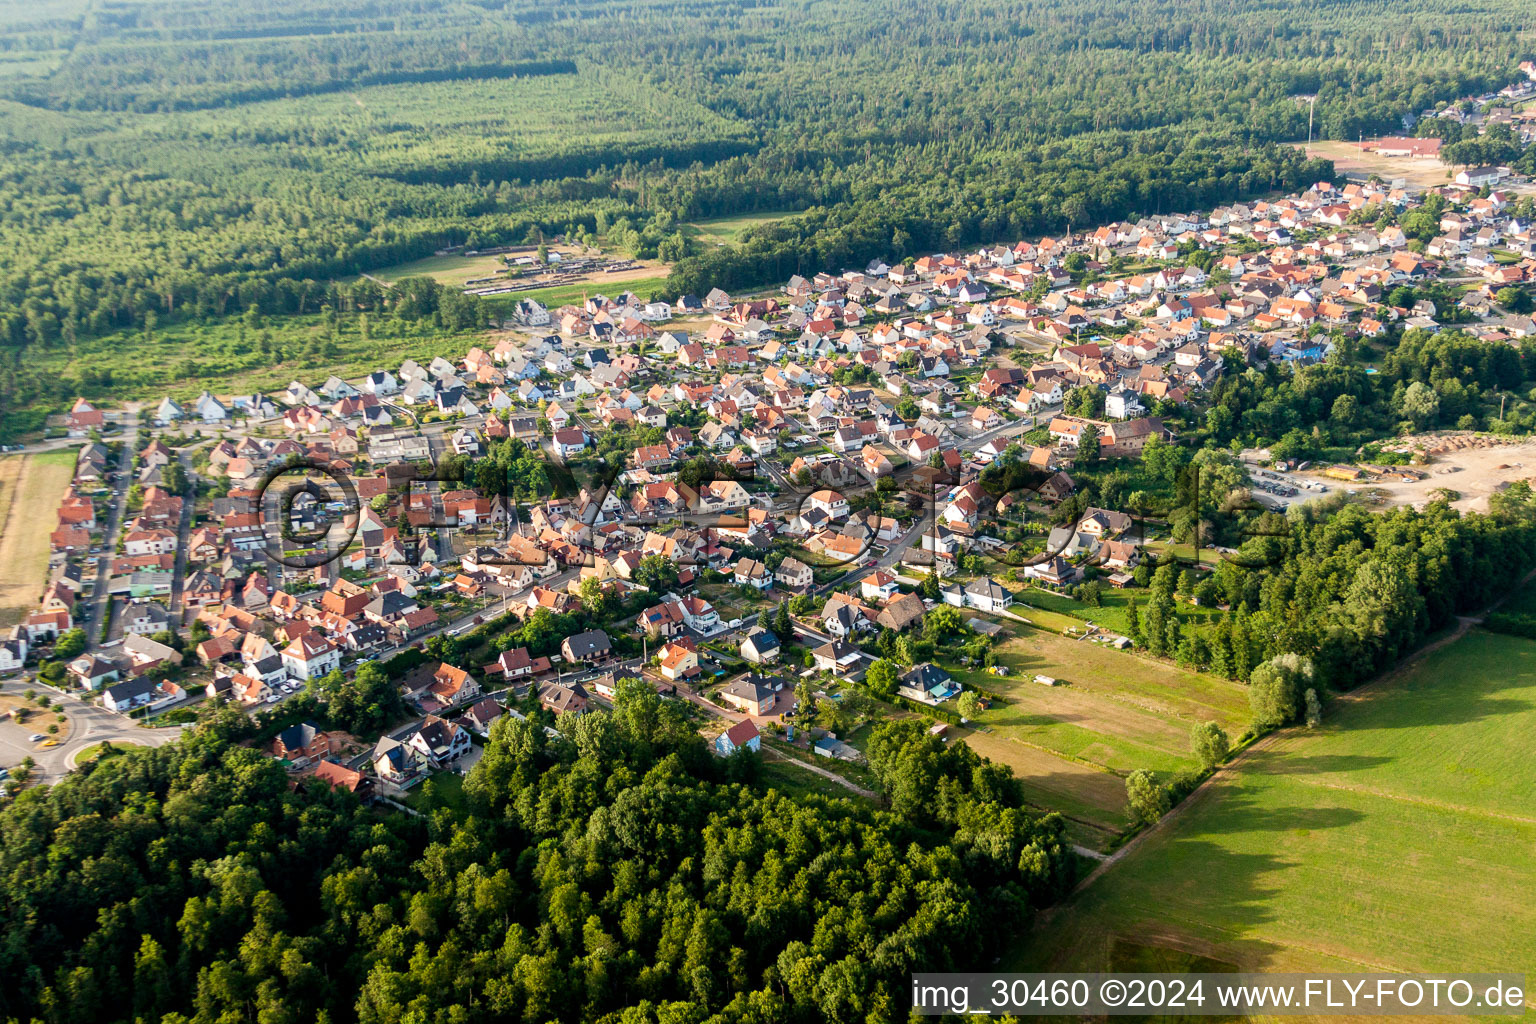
left=0, top=0, right=1530, bottom=368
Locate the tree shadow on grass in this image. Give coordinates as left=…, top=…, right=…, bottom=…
left=1062, top=791, right=1365, bottom=964
left=1020, top=837, right=1294, bottom=978
left=1348, top=687, right=1534, bottom=730
left=1191, top=798, right=1365, bottom=836
left=1011, top=744, right=1378, bottom=982
left=1254, top=753, right=1395, bottom=776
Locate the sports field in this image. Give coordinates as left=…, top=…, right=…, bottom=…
left=942, top=619, right=1251, bottom=844
left=1296, top=140, right=1453, bottom=188
left=0, top=451, right=77, bottom=625
left=1014, top=627, right=1536, bottom=982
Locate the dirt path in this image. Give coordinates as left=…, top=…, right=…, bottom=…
left=763, top=748, right=878, bottom=799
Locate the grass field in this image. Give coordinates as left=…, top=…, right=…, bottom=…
left=406, top=772, right=468, bottom=813
left=36, top=314, right=482, bottom=409
left=1014, top=627, right=1536, bottom=981
left=758, top=757, right=871, bottom=803
left=368, top=252, right=669, bottom=293
left=684, top=210, right=807, bottom=246
left=482, top=274, right=673, bottom=314
left=368, top=252, right=525, bottom=287
left=0, top=451, right=77, bottom=626
left=0, top=457, right=21, bottom=550
left=73, top=741, right=137, bottom=764
left=1010, top=585, right=1168, bottom=637
left=940, top=620, right=1251, bottom=841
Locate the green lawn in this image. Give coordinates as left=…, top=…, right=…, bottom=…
left=1011, top=584, right=1207, bottom=638
left=684, top=210, right=807, bottom=246
left=405, top=772, right=468, bottom=813
left=72, top=741, right=137, bottom=764
left=1014, top=628, right=1536, bottom=978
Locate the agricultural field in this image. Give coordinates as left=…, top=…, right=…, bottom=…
left=939, top=617, right=1251, bottom=845
left=0, top=451, right=77, bottom=626
left=1014, top=627, right=1536, bottom=979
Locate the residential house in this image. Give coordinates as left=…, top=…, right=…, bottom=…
left=715, top=718, right=761, bottom=756
left=282, top=634, right=341, bottom=680
left=739, top=627, right=781, bottom=664
left=561, top=629, right=613, bottom=664
left=539, top=681, right=591, bottom=715
left=720, top=675, right=779, bottom=716
left=407, top=715, right=473, bottom=768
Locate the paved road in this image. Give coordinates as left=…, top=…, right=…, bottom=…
left=84, top=442, right=134, bottom=651
left=808, top=516, right=932, bottom=599
left=167, top=447, right=199, bottom=622
left=0, top=679, right=184, bottom=777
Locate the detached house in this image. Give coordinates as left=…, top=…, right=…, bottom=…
left=964, top=577, right=1013, bottom=612
left=561, top=629, right=613, bottom=665
left=407, top=716, right=473, bottom=768
left=282, top=634, right=341, bottom=681
left=715, top=719, right=761, bottom=756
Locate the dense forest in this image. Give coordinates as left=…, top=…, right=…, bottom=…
left=0, top=0, right=1531, bottom=397
left=0, top=684, right=1071, bottom=1024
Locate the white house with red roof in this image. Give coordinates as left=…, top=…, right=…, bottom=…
left=281, top=634, right=341, bottom=681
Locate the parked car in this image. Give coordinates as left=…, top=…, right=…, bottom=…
left=27, top=733, right=45, bottom=742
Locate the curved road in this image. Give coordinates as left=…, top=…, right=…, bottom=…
left=1, top=680, right=185, bottom=781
